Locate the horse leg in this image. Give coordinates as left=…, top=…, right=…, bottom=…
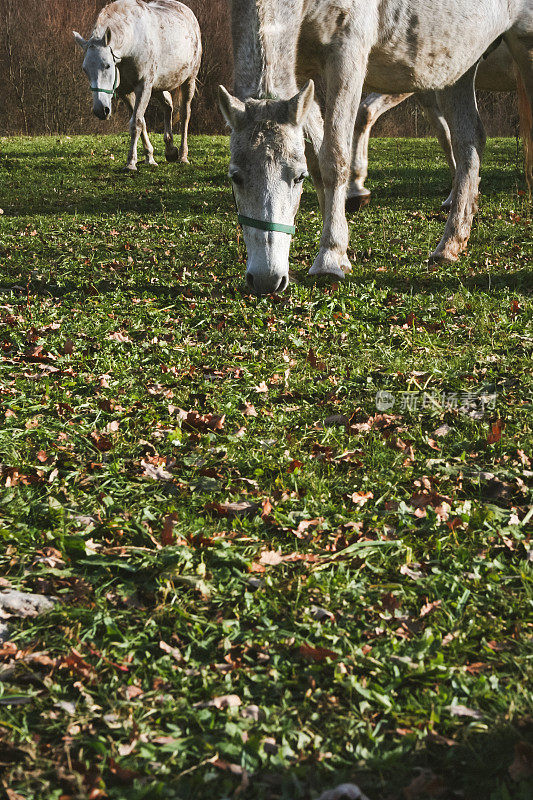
left=417, top=92, right=456, bottom=210
left=504, top=32, right=533, bottom=191
left=125, top=83, right=153, bottom=171
left=309, top=43, right=369, bottom=278
left=430, top=65, right=485, bottom=263
left=123, top=91, right=157, bottom=168
left=347, top=93, right=411, bottom=212
left=178, top=77, right=195, bottom=164
left=156, top=90, right=181, bottom=162
left=304, top=100, right=326, bottom=216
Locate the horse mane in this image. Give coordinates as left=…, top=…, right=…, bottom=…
left=91, top=0, right=142, bottom=46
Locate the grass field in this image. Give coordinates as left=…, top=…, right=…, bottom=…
left=0, top=133, right=531, bottom=800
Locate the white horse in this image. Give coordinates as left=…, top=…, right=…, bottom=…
left=74, top=0, right=201, bottom=170
left=347, top=42, right=523, bottom=211
left=219, top=0, right=533, bottom=295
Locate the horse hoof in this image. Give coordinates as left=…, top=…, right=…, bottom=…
left=346, top=193, right=371, bottom=213
left=124, top=164, right=137, bottom=173
left=429, top=250, right=459, bottom=264
left=165, top=148, right=180, bottom=163
left=146, top=159, right=159, bottom=168
left=309, top=250, right=347, bottom=278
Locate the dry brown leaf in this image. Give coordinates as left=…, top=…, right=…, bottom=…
left=195, top=694, right=242, bottom=709
left=487, top=419, right=503, bottom=444
left=124, top=685, right=144, bottom=700
left=259, top=550, right=284, bottom=566
left=159, top=640, right=182, bottom=662
left=161, top=513, right=177, bottom=546
left=419, top=599, right=442, bottom=618
left=350, top=491, right=373, bottom=507
left=141, top=460, right=173, bottom=481
left=299, top=643, right=338, bottom=662
left=206, top=501, right=259, bottom=518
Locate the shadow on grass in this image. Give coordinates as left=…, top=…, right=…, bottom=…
left=93, top=720, right=532, bottom=799
left=192, top=722, right=531, bottom=800
left=0, top=261, right=531, bottom=303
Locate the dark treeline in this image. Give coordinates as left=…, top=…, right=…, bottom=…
left=0, top=0, right=519, bottom=137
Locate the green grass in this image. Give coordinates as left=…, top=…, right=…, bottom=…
left=0, top=133, right=531, bottom=800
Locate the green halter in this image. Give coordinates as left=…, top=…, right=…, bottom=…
left=237, top=214, right=296, bottom=235
left=232, top=189, right=296, bottom=236
left=90, top=48, right=120, bottom=98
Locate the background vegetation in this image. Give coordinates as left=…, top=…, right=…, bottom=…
left=0, top=0, right=522, bottom=138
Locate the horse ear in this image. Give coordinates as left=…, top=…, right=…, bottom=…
left=104, top=27, right=112, bottom=46
left=73, top=31, right=88, bottom=50
left=218, top=86, right=246, bottom=130
left=287, top=80, right=315, bottom=127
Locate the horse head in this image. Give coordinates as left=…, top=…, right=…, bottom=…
left=74, top=27, right=120, bottom=121
left=218, top=81, right=314, bottom=295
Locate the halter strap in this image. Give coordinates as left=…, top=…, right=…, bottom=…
left=90, top=48, right=120, bottom=97
left=237, top=215, right=296, bottom=235
left=232, top=188, right=295, bottom=236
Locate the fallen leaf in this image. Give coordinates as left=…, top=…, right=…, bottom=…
left=206, top=501, right=259, bottom=518
left=161, top=513, right=177, bottom=546
left=195, top=694, right=242, bottom=709
left=298, top=643, right=338, bottom=662
left=90, top=430, right=113, bottom=452
left=419, top=599, right=442, bottom=618
left=124, top=685, right=144, bottom=700
left=287, top=459, right=303, bottom=472
left=259, top=550, right=284, bottom=566
left=294, top=518, right=324, bottom=538
left=350, top=491, right=373, bottom=507
left=141, top=460, right=173, bottom=481
left=159, top=640, right=182, bottom=662
left=432, top=424, right=451, bottom=438
left=487, top=419, right=503, bottom=445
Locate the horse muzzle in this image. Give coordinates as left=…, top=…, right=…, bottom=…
left=93, top=99, right=112, bottom=121
left=245, top=267, right=289, bottom=295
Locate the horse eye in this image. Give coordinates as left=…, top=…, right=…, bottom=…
left=294, top=172, right=307, bottom=184
left=104, top=64, right=111, bottom=70
left=230, top=172, right=243, bottom=186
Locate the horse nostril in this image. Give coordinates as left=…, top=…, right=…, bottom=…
left=246, top=272, right=255, bottom=292
left=104, top=106, right=111, bottom=117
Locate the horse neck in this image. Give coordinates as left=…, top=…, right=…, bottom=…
left=92, top=4, right=138, bottom=58
left=232, top=0, right=303, bottom=100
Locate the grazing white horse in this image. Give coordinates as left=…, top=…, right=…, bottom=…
left=347, top=43, right=523, bottom=211
left=219, top=0, right=533, bottom=295
left=74, top=0, right=201, bottom=170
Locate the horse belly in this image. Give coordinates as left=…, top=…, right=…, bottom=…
left=367, top=0, right=514, bottom=92
left=148, top=9, right=200, bottom=90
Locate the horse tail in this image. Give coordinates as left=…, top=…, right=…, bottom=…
left=514, top=66, right=533, bottom=193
